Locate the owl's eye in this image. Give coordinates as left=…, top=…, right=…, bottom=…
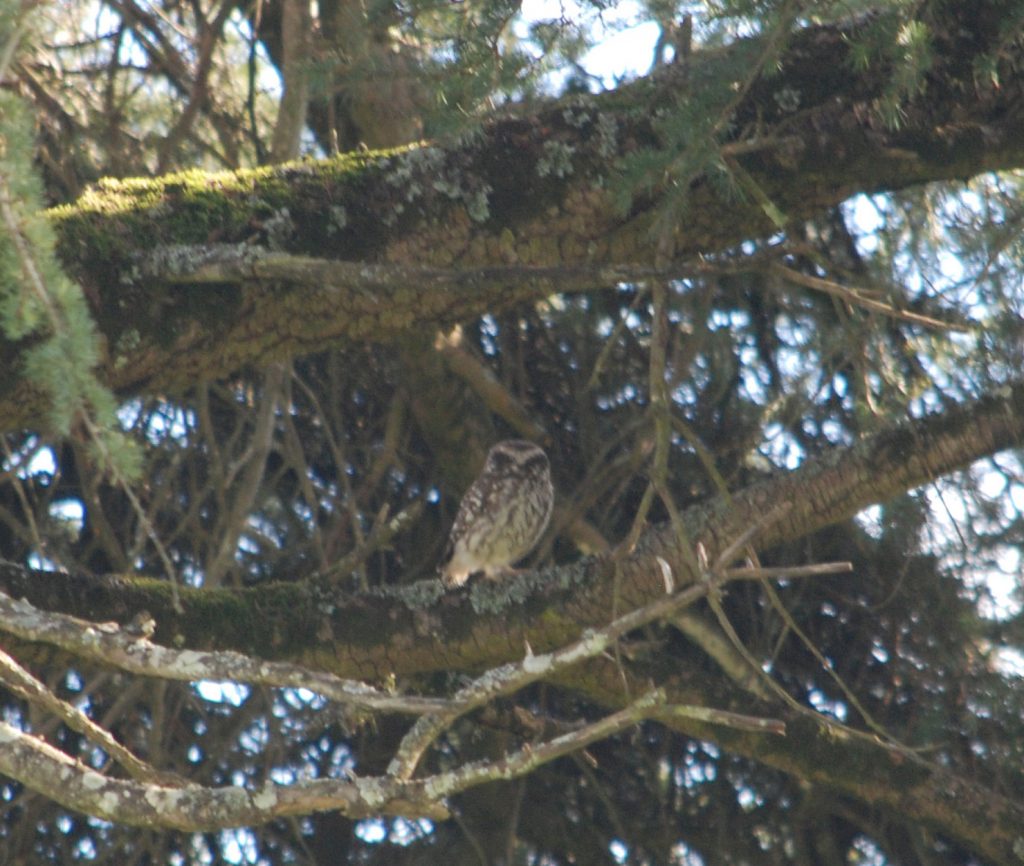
left=489, top=453, right=513, bottom=471
left=523, top=454, right=548, bottom=473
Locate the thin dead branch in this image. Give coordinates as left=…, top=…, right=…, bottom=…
left=0, top=590, right=451, bottom=715
left=770, top=263, right=971, bottom=331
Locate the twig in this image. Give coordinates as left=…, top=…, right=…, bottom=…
left=770, top=263, right=970, bottom=331
left=711, top=502, right=796, bottom=573
left=583, top=286, right=649, bottom=392
left=654, top=703, right=786, bottom=735
left=0, top=645, right=171, bottom=784
left=669, top=611, right=774, bottom=700
left=423, top=691, right=667, bottom=796
left=436, top=327, right=549, bottom=441
left=387, top=550, right=811, bottom=780
left=759, top=578, right=907, bottom=744
left=703, top=558, right=908, bottom=754
left=204, top=363, right=285, bottom=587
left=0, top=590, right=451, bottom=715
left=80, top=412, right=182, bottom=608
left=0, top=438, right=58, bottom=568
left=722, top=562, right=852, bottom=581
left=320, top=499, right=425, bottom=583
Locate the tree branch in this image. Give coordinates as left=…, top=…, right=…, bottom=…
left=0, top=384, right=1021, bottom=856
left=565, top=652, right=1024, bottom=866
left=387, top=552, right=804, bottom=781
left=0, top=5, right=1014, bottom=432
left=0, top=590, right=451, bottom=715
left=0, top=645, right=168, bottom=783
left=1, top=379, right=1021, bottom=679
left=0, top=682, right=688, bottom=831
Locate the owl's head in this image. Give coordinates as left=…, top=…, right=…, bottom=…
left=485, top=439, right=549, bottom=477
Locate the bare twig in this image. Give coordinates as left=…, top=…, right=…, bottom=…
left=0, top=438, right=57, bottom=568
left=205, top=363, right=285, bottom=587
left=711, top=502, right=795, bottom=572
left=426, top=690, right=667, bottom=793
left=80, top=412, right=182, bottom=606
left=583, top=286, right=649, bottom=392
left=0, top=590, right=451, bottom=715
left=770, top=263, right=970, bottom=331
left=387, top=553, right=816, bottom=780
left=320, top=499, right=425, bottom=583
left=758, top=577, right=907, bottom=744
left=436, top=327, right=549, bottom=442
left=654, top=703, right=786, bottom=735
left=668, top=611, right=774, bottom=699
left=0, top=645, right=172, bottom=784
left=722, top=562, right=851, bottom=581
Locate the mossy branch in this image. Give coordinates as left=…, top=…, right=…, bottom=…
left=0, top=8, right=1013, bottom=432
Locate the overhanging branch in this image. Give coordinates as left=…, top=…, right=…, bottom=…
left=0, top=5, right=1015, bottom=432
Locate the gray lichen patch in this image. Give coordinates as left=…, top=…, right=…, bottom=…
left=537, top=141, right=577, bottom=179
left=383, top=144, right=493, bottom=224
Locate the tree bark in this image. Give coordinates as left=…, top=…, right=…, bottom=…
left=3, top=4, right=1018, bottom=433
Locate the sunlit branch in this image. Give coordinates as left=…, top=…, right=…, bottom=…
left=0, top=591, right=451, bottom=715
left=388, top=549, right=845, bottom=781
left=0, top=646, right=169, bottom=783
left=0, top=690, right=669, bottom=829
left=770, top=263, right=972, bottom=331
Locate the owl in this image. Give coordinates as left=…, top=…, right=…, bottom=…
left=439, top=439, right=554, bottom=587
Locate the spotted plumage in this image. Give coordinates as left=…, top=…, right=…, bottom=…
left=439, top=440, right=554, bottom=587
